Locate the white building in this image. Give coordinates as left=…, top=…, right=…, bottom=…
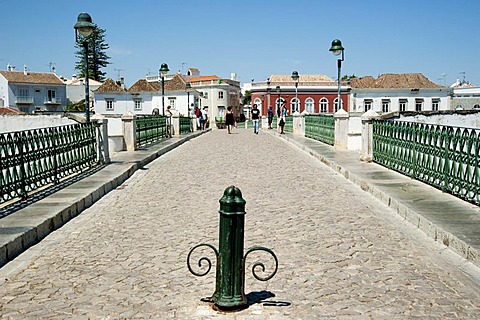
left=350, top=73, right=452, bottom=113
left=450, top=79, right=480, bottom=110
left=94, top=68, right=242, bottom=125
left=62, top=75, right=103, bottom=105
left=0, top=67, right=67, bottom=113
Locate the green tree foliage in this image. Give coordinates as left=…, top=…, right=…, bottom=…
left=75, top=25, right=111, bottom=82
left=65, top=99, right=86, bottom=112
left=242, top=90, right=252, bottom=105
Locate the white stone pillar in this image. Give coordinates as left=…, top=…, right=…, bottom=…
left=360, top=109, right=381, bottom=162
left=334, top=109, right=349, bottom=150
left=92, top=114, right=110, bottom=164
left=171, top=114, right=180, bottom=136
left=122, top=112, right=136, bottom=151
left=292, top=111, right=304, bottom=136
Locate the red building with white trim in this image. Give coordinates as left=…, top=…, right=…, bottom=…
left=250, top=74, right=349, bottom=116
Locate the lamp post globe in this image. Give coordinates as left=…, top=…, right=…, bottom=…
left=74, top=12, right=96, bottom=123
left=329, top=39, right=345, bottom=112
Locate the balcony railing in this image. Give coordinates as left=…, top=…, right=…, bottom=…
left=44, top=97, right=62, bottom=105
left=15, top=96, right=34, bottom=104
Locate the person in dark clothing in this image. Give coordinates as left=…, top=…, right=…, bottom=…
left=251, top=104, right=260, bottom=134
left=225, top=106, right=235, bottom=134
left=267, top=106, right=274, bottom=129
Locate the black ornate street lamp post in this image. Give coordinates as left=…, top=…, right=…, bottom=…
left=329, top=39, right=345, bottom=112
left=159, top=63, right=169, bottom=115
left=291, top=71, right=299, bottom=112
left=74, top=13, right=95, bottom=123
left=185, top=82, right=191, bottom=117
left=275, top=85, right=281, bottom=117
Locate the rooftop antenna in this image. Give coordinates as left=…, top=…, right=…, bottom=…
left=180, top=62, right=187, bottom=74
left=114, top=68, right=125, bottom=80
left=46, top=61, right=56, bottom=72
left=459, top=71, right=466, bottom=84
left=437, top=73, right=447, bottom=86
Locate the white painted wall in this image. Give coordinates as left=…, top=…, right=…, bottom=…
left=0, top=114, right=77, bottom=133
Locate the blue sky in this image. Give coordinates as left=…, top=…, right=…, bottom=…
left=1, top=0, right=479, bottom=87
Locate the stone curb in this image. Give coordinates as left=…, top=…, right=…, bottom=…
left=271, top=131, right=480, bottom=268
left=0, top=130, right=210, bottom=268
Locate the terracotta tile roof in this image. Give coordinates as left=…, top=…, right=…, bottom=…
left=0, top=71, right=64, bottom=85
left=190, top=75, right=220, bottom=82
left=269, top=74, right=333, bottom=82
left=165, top=74, right=188, bottom=92
left=128, top=79, right=160, bottom=92
left=351, top=73, right=445, bottom=89
left=0, top=107, right=24, bottom=114
left=94, top=78, right=126, bottom=93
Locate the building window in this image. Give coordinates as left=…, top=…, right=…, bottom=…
left=305, top=98, right=314, bottom=113
left=106, top=99, right=114, bottom=110
left=202, top=92, right=208, bottom=99
left=399, top=99, right=407, bottom=112
left=432, top=99, right=440, bottom=111
left=415, top=99, right=423, bottom=111
left=291, top=98, right=300, bottom=113
left=474, top=104, right=480, bottom=109
left=218, top=91, right=224, bottom=99
left=47, top=89, right=56, bottom=102
left=254, top=98, right=262, bottom=110
left=169, top=98, right=176, bottom=109
left=382, top=99, right=390, bottom=113
left=334, top=98, right=342, bottom=112
left=320, top=98, right=328, bottom=113
left=134, top=99, right=142, bottom=110
left=364, top=100, right=372, bottom=112
left=18, top=88, right=29, bottom=98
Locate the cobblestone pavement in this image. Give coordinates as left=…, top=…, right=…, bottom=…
left=1, top=129, right=480, bottom=319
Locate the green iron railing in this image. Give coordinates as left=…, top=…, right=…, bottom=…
left=0, top=123, right=97, bottom=204
left=136, top=115, right=168, bottom=147
left=373, top=120, right=480, bottom=205
left=180, top=116, right=191, bottom=134
left=304, top=114, right=335, bottom=145
left=284, top=116, right=293, bottom=133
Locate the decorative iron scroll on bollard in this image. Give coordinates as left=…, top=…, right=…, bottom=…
left=187, top=186, right=278, bottom=311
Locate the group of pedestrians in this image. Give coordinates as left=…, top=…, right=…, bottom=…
left=194, top=107, right=208, bottom=130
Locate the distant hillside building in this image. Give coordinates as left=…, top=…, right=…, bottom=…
left=350, top=73, right=451, bottom=113
left=450, top=79, right=480, bottom=110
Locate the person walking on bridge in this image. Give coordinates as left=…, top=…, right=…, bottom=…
left=251, top=104, right=260, bottom=134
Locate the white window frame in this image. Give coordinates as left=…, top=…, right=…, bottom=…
left=290, top=97, right=300, bottom=113
left=218, top=91, right=224, bottom=99
left=305, top=98, right=314, bottom=113
left=334, top=97, right=342, bottom=112
left=320, top=98, right=328, bottom=113
left=432, top=99, right=439, bottom=111
left=415, top=99, right=423, bottom=111
left=399, top=99, right=407, bottom=112
left=364, top=100, right=372, bottom=112
left=106, top=99, right=114, bottom=111
left=134, top=99, right=142, bottom=110
left=382, top=99, right=390, bottom=113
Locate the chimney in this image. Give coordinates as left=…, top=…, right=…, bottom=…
left=7, top=64, right=11, bottom=71
left=23, top=65, right=28, bottom=75
left=120, top=77, right=125, bottom=89
left=231, top=73, right=237, bottom=81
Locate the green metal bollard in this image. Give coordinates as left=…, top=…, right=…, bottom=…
left=187, top=186, right=278, bottom=311
left=215, top=186, right=247, bottom=308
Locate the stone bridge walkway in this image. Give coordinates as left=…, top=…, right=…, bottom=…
left=0, top=129, right=480, bottom=319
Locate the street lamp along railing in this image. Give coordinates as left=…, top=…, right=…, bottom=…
left=74, top=12, right=95, bottom=123
left=275, top=85, right=281, bottom=117
left=291, top=71, right=299, bottom=113
left=159, top=63, right=169, bottom=116
left=185, top=82, right=191, bottom=117
left=329, top=39, right=345, bottom=112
